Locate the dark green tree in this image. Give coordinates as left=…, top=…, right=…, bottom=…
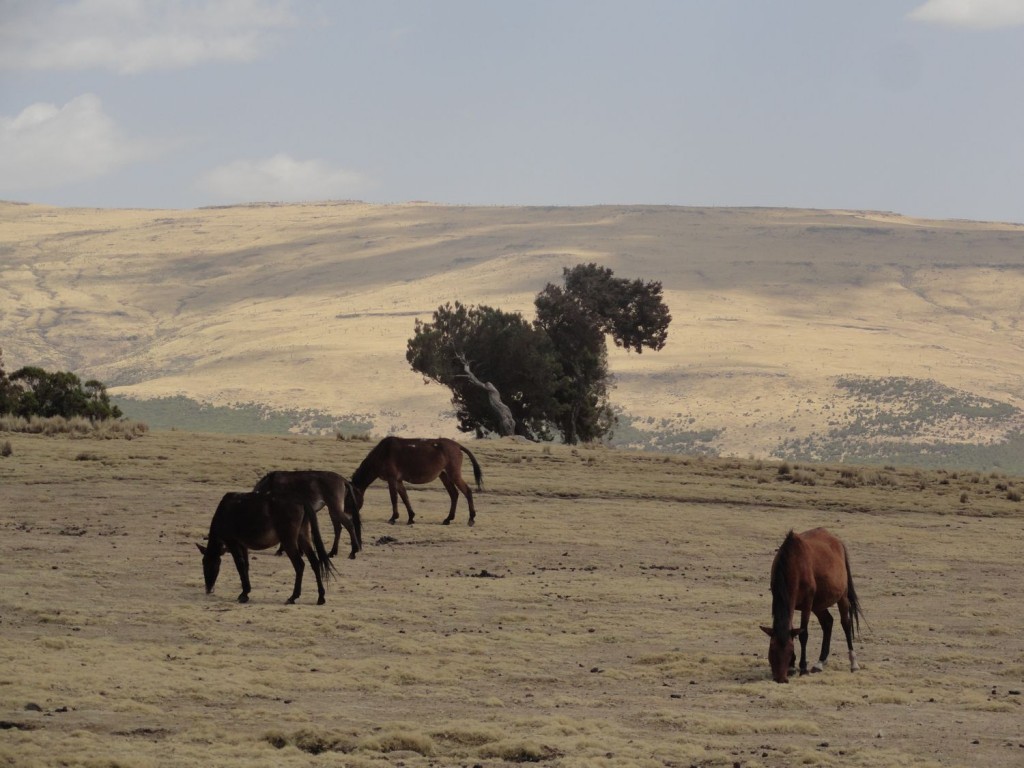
left=407, top=264, right=671, bottom=444
left=5, top=365, right=122, bottom=420
left=406, top=302, right=563, bottom=440
left=534, top=264, right=671, bottom=443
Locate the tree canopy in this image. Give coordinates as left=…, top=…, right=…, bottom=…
left=407, top=264, right=671, bottom=443
left=0, top=350, right=122, bottom=421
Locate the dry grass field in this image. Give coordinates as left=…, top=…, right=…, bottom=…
left=2, top=429, right=1022, bottom=767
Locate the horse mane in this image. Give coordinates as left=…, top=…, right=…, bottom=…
left=770, top=530, right=799, bottom=639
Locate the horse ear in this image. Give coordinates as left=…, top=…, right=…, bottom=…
left=760, top=625, right=773, bottom=637
left=196, top=543, right=207, bottom=555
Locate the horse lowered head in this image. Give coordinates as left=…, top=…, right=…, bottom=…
left=760, top=625, right=800, bottom=683
left=195, top=542, right=223, bottom=594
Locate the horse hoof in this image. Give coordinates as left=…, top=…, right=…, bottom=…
left=468, top=519, right=475, bottom=527
left=317, top=596, right=326, bottom=605
left=442, top=519, right=452, bottom=526
left=389, top=519, right=397, bottom=525
left=237, top=594, right=249, bottom=603
left=286, top=597, right=297, bottom=605
left=349, top=552, right=356, bottom=560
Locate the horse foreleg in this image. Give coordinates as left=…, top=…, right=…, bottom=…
left=838, top=598, right=860, bottom=672
left=228, top=545, right=251, bottom=603
left=812, top=608, right=834, bottom=673
left=285, top=550, right=304, bottom=604
left=395, top=481, right=416, bottom=524
left=797, top=611, right=811, bottom=675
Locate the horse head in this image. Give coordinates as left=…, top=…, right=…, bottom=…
left=761, top=625, right=799, bottom=683
left=196, top=542, right=223, bottom=593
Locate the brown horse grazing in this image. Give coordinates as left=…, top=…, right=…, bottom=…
left=196, top=491, right=339, bottom=605
left=760, top=527, right=863, bottom=683
left=254, top=470, right=363, bottom=559
left=351, top=436, right=483, bottom=526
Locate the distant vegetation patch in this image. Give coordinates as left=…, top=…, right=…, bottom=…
left=113, top=395, right=374, bottom=436
left=609, top=410, right=721, bottom=455
left=780, top=376, right=1024, bottom=473
left=0, top=414, right=148, bottom=439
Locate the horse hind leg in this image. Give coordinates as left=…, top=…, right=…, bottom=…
left=395, top=481, right=416, bottom=524
left=439, top=472, right=459, bottom=525
left=328, top=501, right=358, bottom=559
left=838, top=597, right=860, bottom=671
left=284, top=549, right=305, bottom=604
left=301, top=540, right=327, bottom=605
left=812, top=608, right=834, bottom=673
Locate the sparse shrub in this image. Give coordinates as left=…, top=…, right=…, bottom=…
left=1008, top=489, right=1022, bottom=502
left=1, top=440, right=11, bottom=457
left=790, top=470, right=817, bottom=486
left=777, top=461, right=791, bottom=476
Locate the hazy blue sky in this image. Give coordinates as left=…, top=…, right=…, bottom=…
left=1, top=1, right=1022, bottom=221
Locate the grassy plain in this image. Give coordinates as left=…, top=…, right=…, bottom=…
left=1, top=430, right=1022, bottom=767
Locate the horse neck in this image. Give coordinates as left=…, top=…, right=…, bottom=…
left=351, top=457, right=375, bottom=491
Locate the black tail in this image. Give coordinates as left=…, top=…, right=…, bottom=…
left=844, top=546, right=864, bottom=636
left=304, top=503, right=339, bottom=582
left=461, top=445, right=484, bottom=490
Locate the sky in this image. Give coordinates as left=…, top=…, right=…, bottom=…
left=1, top=0, right=1022, bottom=222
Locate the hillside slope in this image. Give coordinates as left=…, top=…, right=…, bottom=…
left=3, top=200, right=1024, bottom=468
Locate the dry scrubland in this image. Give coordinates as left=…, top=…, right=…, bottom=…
left=3, top=201, right=1024, bottom=459
left=1, top=430, right=1022, bottom=767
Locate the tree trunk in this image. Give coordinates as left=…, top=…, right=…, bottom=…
left=457, top=357, right=516, bottom=437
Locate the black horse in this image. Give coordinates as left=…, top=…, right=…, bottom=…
left=254, top=470, right=362, bottom=559
left=196, top=491, right=338, bottom=604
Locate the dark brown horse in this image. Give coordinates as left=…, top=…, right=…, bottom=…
left=254, top=470, right=362, bottom=559
left=351, top=436, right=483, bottom=525
left=196, top=491, right=338, bottom=604
left=760, top=527, right=863, bottom=683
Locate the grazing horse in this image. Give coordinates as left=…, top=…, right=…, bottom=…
left=196, top=491, right=338, bottom=605
left=760, top=527, right=863, bottom=683
left=254, top=470, right=363, bottom=559
left=351, top=436, right=483, bottom=525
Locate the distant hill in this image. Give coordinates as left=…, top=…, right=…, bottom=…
left=3, top=200, right=1024, bottom=471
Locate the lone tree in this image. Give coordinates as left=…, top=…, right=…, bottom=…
left=406, top=302, right=563, bottom=441
left=407, top=263, right=671, bottom=443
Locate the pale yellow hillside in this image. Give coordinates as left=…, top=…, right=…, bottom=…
left=2, top=201, right=1024, bottom=459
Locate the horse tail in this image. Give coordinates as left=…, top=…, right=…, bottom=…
left=344, top=480, right=364, bottom=550
left=460, top=444, right=484, bottom=491
left=304, top=503, right=339, bottom=583
left=844, top=544, right=864, bottom=636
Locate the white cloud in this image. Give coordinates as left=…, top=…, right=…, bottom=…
left=197, top=154, right=367, bottom=203
left=0, top=0, right=297, bottom=73
left=0, top=94, right=152, bottom=193
left=908, top=0, right=1024, bottom=28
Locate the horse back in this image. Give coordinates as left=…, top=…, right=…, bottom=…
left=213, top=491, right=304, bottom=551
left=798, top=528, right=850, bottom=610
